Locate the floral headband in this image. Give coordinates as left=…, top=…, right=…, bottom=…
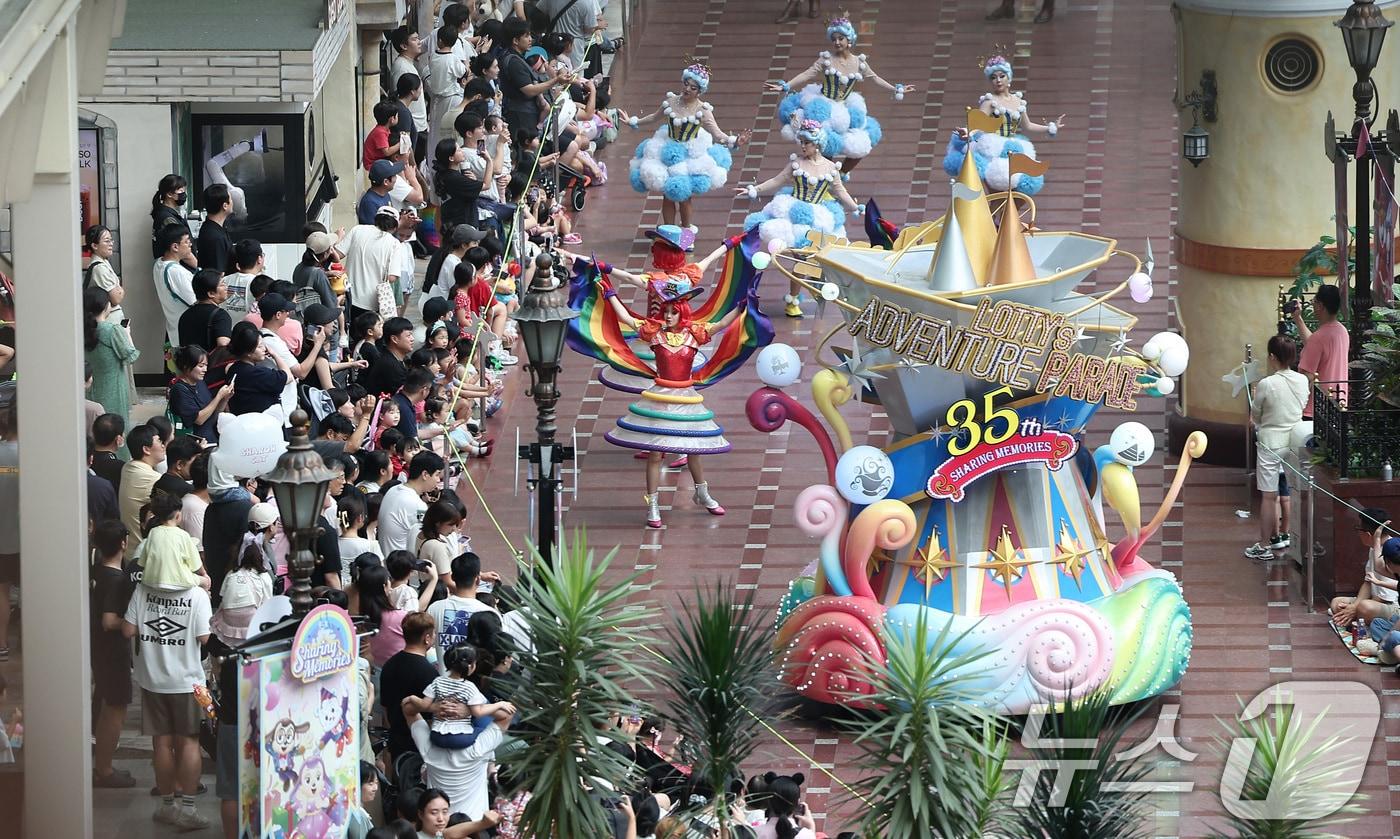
left=797, top=118, right=826, bottom=145
left=682, top=61, right=711, bottom=92
left=983, top=54, right=1013, bottom=80
left=826, top=16, right=857, bottom=43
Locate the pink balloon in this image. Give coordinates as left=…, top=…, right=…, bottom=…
left=767, top=238, right=787, bottom=255
left=1128, top=272, right=1153, bottom=303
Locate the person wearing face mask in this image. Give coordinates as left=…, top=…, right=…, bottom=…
left=150, top=174, right=197, bottom=268
left=765, top=16, right=914, bottom=174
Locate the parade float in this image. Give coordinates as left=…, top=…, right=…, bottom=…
left=749, top=145, right=1206, bottom=715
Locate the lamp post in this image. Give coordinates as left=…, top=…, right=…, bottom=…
left=263, top=409, right=340, bottom=617
left=514, top=253, right=578, bottom=565
left=1335, top=0, right=1394, bottom=335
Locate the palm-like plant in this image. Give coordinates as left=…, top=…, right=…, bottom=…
left=1015, top=689, right=1155, bottom=839
left=840, top=616, right=997, bottom=838
left=498, top=531, right=660, bottom=838
left=656, top=582, right=777, bottom=833
left=1206, top=699, right=1366, bottom=839
left=966, top=717, right=1016, bottom=837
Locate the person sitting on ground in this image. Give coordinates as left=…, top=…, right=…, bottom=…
left=1332, top=507, right=1399, bottom=627
left=406, top=643, right=515, bottom=750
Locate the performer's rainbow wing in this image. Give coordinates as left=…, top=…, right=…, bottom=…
left=565, top=257, right=655, bottom=378
left=693, top=228, right=775, bottom=385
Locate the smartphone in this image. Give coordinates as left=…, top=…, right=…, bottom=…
left=477, top=139, right=487, bottom=153
left=229, top=373, right=238, bottom=389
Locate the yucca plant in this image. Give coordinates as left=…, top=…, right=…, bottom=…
left=965, top=716, right=1016, bottom=837
left=1206, top=697, right=1366, bottom=839
left=498, top=531, right=660, bottom=838
left=840, top=615, right=997, bottom=838
left=656, top=582, right=777, bottom=833
left=1014, top=689, right=1155, bottom=839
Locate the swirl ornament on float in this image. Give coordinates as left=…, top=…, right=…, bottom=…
left=749, top=199, right=1201, bottom=715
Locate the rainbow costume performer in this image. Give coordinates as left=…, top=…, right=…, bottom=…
left=774, top=16, right=904, bottom=162
left=742, top=121, right=860, bottom=253
left=628, top=63, right=741, bottom=204
left=943, top=54, right=1055, bottom=195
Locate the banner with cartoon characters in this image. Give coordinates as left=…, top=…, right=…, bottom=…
left=240, top=605, right=359, bottom=839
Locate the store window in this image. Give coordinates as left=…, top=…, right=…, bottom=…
left=77, top=110, right=122, bottom=275
left=192, top=113, right=306, bottom=244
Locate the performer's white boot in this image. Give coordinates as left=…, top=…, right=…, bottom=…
left=693, top=482, right=726, bottom=516
left=645, top=493, right=663, bottom=528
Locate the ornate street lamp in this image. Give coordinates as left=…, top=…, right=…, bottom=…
left=514, top=253, right=578, bottom=565
left=1334, top=0, right=1395, bottom=340
left=263, top=409, right=339, bottom=617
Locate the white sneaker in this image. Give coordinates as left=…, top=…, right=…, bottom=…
left=172, top=808, right=211, bottom=831
left=153, top=803, right=181, bottom=825
left=493, top=351, right=519, bottom=366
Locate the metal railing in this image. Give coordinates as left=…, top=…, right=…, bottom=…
left=1314, top=378, right=1400, bottom=478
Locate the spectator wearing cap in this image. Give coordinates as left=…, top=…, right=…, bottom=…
left=342, top=204, right=404, bottom=321
left=197, top=183, right=235, bottom=274
left=1331, top=507, right=1398, bottom=627
left=258, top=293, right=325, bottom=426
left=177, top=269, right=233, bottom=351
left=363, top=101, right=401, bottom=171
left=427, top=223, right=487, bottom=306
left=294, top=231, right=341, bottom=311
left=359, top=158, right=405, bottom=225
left=224, top=239, right=264, bottom=320
left=243, top=274, right=306, bottom=355
left=226, top=321, right=291, bottom=418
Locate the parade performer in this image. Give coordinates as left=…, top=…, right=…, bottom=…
left=764, top=14, right=914, bottom=173
left=563, top=225, right=764, bottom=468
left=737, top=120, right=861, bottom=318
left=943, top=53, right=1066, bottom=195
left=567, top=230, right=773, bottom=527
left=624, top=62, right=752, bottom=233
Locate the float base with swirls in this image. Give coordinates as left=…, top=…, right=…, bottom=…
left=775, top=567, right=1190, bottom=713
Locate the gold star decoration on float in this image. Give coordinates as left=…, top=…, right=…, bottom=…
left=895, top=527, right=959, bottom=600
left=971, top=525, right=1037, bottom=600
left=1053, top=521, right=1093, bottom=588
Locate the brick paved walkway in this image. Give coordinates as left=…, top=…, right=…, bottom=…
left=452, top=1, right=1400, bottom=835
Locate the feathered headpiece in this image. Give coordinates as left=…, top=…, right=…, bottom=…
left=796, top=118, right=826, bottom=146
left=826, top=13, right=857, bottom=43
left=981, top=49, right=1013, bottom=80
left=681, top=58, right=712, bottom=92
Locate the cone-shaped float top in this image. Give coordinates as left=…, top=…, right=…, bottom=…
left=987, top=193, right=1037, bottom=286
left=955, top=120, right=999, bottom=286
left=928, top=188, right=979, bottom=293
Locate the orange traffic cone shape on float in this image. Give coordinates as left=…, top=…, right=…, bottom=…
left=987, top=191, right=1037, bottom=286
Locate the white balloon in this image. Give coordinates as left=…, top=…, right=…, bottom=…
left=835, top=445, right=895, bottom=505
left=1108, top=421, right=1156, bottom=467
left=751, top=251, right=772, bottom=270
left=212, top=412, right=289, bottom=479
left=755, top=342, right=802, bottom=387
left=1128, top=272, right=1153, bottom=303
left=820, top=282, right=840, bottom=301
left=1157, top=344, right=1190, bottom=377
left=1154, top=376, right=1175, bottom=395
left=768, top=238, right=787, bottom=255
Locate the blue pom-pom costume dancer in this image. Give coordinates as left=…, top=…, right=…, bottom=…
left=766, top=15, right=914, bottom=173
left=942, top=53, right=1067, bottom=195
left=625, top=62, right=750, bottom=233
left=736, top=120, right=862, bottom=318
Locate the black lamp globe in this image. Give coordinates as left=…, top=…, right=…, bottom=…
left=514, top=255, right=578, bottom=373
left=1183, top=121, right=1210, bottom=167
left=1337, top=0, right=1393, bottom=79
left=264, top=409, right=340, bottom=617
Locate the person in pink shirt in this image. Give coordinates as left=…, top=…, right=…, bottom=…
left=1290, top=284, right=1350, bottom=418
left=242, top=275, right=305, bottom=355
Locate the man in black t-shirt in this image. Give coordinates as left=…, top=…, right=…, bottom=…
left=91, top=413, right=126, bottom=492
left=91, top=519, right=137, bottom=787
left=498, top=16, right=567, bottom=134
left=153, top=436, right=200, bottom=500
left=178, top=269, right=233, bottom=351
left=197, top=184, right=235, bottom=274
left=363, top=317, right=414, bottom=397
left=379, top=612, right=445, bottom=761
